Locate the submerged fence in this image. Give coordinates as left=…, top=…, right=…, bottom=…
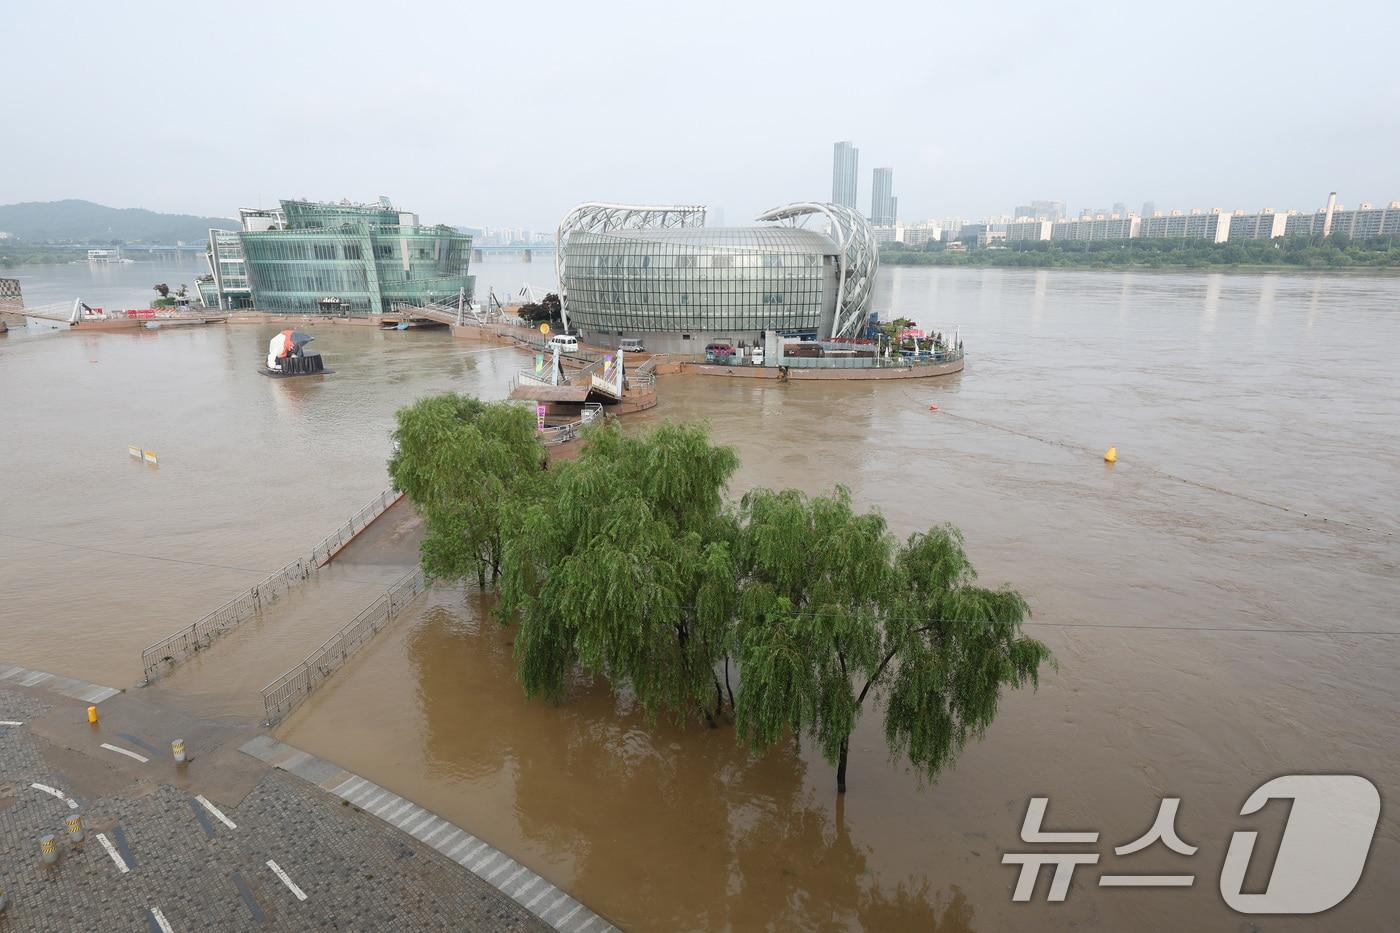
left=260, top=567, right=428, bottom=725
left=140, top=488, right=403, bottom=683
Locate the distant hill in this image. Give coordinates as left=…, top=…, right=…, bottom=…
left=0, top=200, right=236, bottom=244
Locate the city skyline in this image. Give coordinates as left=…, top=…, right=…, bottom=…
left=4, top=1, right=1398, bottom=230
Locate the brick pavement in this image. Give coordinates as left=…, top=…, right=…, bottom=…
left=0, top=687, right=552, bottom=932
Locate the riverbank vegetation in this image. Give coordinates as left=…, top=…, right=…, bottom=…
left=390, top=395, right=1052, bottom=794
left=881, top=234, right=1400, bottom=270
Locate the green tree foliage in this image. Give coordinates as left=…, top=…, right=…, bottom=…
left=516, top=293, right=562, bottom=325
left=389, top=394, right=545, bottom=588
left=393, top=400, right=1052, bottom=796
left=498, top=420, right=741, bottom=725
left=733, top=487, right=1051, bottom=793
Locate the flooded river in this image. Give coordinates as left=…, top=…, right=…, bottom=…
left=3, top=263, right=1398, bottom=930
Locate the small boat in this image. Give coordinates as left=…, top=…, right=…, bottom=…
left=259, top=330, right=333, bottom=377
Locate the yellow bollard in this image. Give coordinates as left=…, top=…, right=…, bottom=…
left=87, top=706, right=98, bottom=724
left=1104, top=446, right=1117, bottom=463
left=65, top=813, right=85, bottom=845
left=172, top=739, right=186, bottom=764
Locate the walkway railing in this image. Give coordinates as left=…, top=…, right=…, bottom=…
left=260, top=567, right=427, bottom=724
left=140, top=488, right=403, bottom=683
left=539, top=402, right=603, bottom=447
left=779, top=345, right=965, bottom=370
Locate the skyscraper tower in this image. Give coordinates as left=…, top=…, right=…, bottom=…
left=871, top=167, right=897, bottom=225
left=832, top=141, right=859, bottom=209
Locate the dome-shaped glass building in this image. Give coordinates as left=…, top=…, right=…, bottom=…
left=557, top=202, right=877, bottom=354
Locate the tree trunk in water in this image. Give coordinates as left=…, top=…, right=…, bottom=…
left=713, top=676, right=723, bottom=722
left=724, top=656, right=735, bottom=711
left=836, top=738, right=849, bottom=794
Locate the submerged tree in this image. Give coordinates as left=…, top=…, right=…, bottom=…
left=733, top=487, right=1051, bottom=793
left=498, top=420, right=740, bottom=725
left=389, top=394, right=544, bottom=588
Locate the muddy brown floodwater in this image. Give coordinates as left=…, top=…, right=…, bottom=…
left=4, top=266, right=1400, bottom=930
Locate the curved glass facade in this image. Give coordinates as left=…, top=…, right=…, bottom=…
left=562, top=227, right=837, bottom=337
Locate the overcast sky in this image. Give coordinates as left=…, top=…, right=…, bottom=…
left=4, top=0, right=1397, bottom=229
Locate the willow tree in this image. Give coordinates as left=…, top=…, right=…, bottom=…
left=498, top=420, right=740, bottom=725
left=389, top=393, right=544, bottom=588
left=734, top=487, right=1052, bottom=794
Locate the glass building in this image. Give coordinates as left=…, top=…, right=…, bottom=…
left=558, top=202, right=878, bottom=353
left=200, top=198, right=474, bottom=314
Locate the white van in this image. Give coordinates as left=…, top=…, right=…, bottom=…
left=548, top=334, right=579, bottom=352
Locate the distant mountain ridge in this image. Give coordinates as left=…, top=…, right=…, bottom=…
left=0, top=200, right=236, bottom=244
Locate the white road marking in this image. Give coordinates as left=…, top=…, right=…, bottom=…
left=31, top=783, right=79, bottom=809
left=0, top=720, right=23, bottom=726
left=330, top=776, right=361, bottom=796
left=487, top=859, right=515, bottom=881
left=96, top=832, right=129, bottom=873
left=101, top=742, right=150, bottom=763
left=460, top=841, right=488, bottom=863
left=575, top=917, right=597, bottom=932
left=474, top=852, right=499, bottom=873
left=149, top=906, right=175, bottom=933
left=422, top=822, right=452, bottom=844
left=558, top=903, right=585, bottom=927
left=445, top=836, right=473, bottom=859
left=266, top=860, right=307, bottom=901
left=501, top=865, right=529, bottom=889
left=526, top=884, right=557, bottom=909
left=513, top=876, right=540, bottom=899
left=195, top=794, right=237, bottom=829
left=361, top=791, right=388, bottom=811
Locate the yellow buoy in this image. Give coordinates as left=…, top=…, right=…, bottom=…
left=1104, top=446, right=1117, bottom=463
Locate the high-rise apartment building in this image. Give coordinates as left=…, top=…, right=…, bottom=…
left=832, top=141, right=859, bottom=210
left=1229, top=209, right=1290, bottom=240
left=1051, top=214, right=1140, bottom=241
left=871, top=167, right=897, bottom=225
left=1139, top=208, right=1231, bottom=243
left=1013, top=200, right=1066, bottom=221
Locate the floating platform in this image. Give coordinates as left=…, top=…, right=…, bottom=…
left=260, top=352, right=331, bottom=377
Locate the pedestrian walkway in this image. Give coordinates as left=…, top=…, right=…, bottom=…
left=0, top=684, right=552, bottom=931
left=241, top=735, right=618, bottom=933
left=0, top=661, right=121, bottom=705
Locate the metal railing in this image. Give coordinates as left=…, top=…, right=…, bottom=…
left=260, top=567, right=427, bottom=724
left=779, top=346, right=966, bottom=370
left=539, top=402, right=604, bottom=447
left=310, top=489, right=400, bottom=567
left=140, top=488, right=403, bottom=682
